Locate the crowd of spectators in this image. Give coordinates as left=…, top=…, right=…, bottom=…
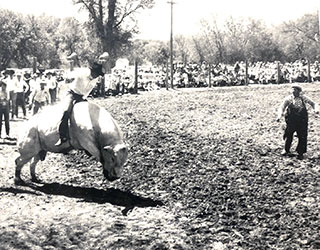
left=100, top=59, right=320, bottom=94
left=0, top=59, right=319, bottom=139
left=1, top=59, right=320, bottom=106
left=171, top=59, right=320, bottom=87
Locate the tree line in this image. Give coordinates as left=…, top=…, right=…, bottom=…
left=0, top=0, right=155, bottom=71
left=1, top=1, right=320, bottom=71
left=141, top=13, right=320, bottom=66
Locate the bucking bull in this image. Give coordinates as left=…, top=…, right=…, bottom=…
left=14, top=64, right=128, bottom=185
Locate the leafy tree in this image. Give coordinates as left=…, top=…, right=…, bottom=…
left=174, top=35, right=190, bottom=65
left=194, top=16, right=284, bottom=64
left=190, top=36, right=205, bottom=63
left=26, top=15, right=61, bottom=69
left=56, top=17, right=97, bottom=67
left=73, top=0, right=155, bottom=67
left=0, top=10, right=62, bottom=70
left=224, top=17, right=247, bottom=63
left=0, top=9, right=27, bottom=70
left=275, top=13, right=320, bottom=61
left=144, top=40, right=170, bottom=65
left=198, top=16, right=226, bottom=63
left=244, top=18, right=284, bottom=62
left=127, top=39, right=169, bottom=66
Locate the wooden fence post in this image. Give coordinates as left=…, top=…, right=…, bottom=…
left=171, top=63, right=174, bottom=89
left=277, top=61, right=280, bottom=84
left=134, top=59, right=138, bottom=94
left=165, top=59, right=169, bottom=90
left=245, top=60, right=249, bottom=85
left=208, top=64, right=212, bottom=87
left=307, top=60, right=311, bottom=82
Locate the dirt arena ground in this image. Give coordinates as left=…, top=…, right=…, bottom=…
left=0, top=83, right=319, bottom=249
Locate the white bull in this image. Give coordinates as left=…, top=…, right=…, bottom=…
left=14, top=101, right=128, bottom=185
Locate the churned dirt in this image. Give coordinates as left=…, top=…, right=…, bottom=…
left=0, top=83, right=320, bottom=249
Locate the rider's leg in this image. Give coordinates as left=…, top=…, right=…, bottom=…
left=55, top=94, right=74, bottom=146
left=55, top=92, right=84, bottom=146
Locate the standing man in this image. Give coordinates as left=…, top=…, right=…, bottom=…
left=28, top=73, right=39, bottom=98
left=99, top=52, right=110, bottom=97
left=277, top=85, right=319, bottom=159
left=14, top=72, right=29, bottom=119
left=0, top=80, right=10, bottom=139
left=46, top=72, right=57, bottom=103
left=4, top=71, right=17, bottom=120
left=30, top=81, right=50, bottom=114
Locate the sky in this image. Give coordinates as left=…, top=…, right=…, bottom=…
left=0, top=0, right=320, bottom=40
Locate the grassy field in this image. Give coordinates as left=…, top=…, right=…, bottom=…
left=0, top=83, right=320, bottom=249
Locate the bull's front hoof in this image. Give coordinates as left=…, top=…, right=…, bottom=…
left=14, top=177, right=25, bottom=186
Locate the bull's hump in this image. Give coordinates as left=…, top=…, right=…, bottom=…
left=73, top=102, right=119, bottom=134
left=72, top=102, right=94, bottom=129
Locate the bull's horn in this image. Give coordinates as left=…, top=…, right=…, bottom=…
left=113, top=144, right=128, bottom=152
left=103, top=144, right=128, bottom=154
left=103, top=145, right=113, bottom=153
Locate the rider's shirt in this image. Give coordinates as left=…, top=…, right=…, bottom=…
left=65, top=68, right=99, bottom=98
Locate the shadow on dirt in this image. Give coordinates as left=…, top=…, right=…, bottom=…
left=0, top=187, right=41, bottom=196
left=23, top=182, right=164, bottom=215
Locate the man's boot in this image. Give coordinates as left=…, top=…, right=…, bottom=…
left=55, top=112, right=69, bottom=146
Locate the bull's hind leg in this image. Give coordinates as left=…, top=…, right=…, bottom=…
left=15, top=156, right=33, bottom=185
left=30, top=154, right=41, bottom=183
left=15, top=126, right=42, bottom=185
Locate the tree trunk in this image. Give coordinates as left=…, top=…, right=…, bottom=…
left=105, top=1, right=116, bottom=56
left=96, top=0, right=116, bottom=73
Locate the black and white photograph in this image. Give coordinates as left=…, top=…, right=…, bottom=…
left=0, top=0, right=320, bottom=249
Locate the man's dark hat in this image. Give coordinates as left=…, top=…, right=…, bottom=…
left=292, top=85, right=302, bottom=92
left=4, top=69, right=15, bottom=75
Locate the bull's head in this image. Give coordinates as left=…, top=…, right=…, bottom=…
left=101, top=144, right=128, bottom=181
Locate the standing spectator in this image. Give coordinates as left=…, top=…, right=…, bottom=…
left=4, top=71, right=17, bottom=120
left=30, top=81, right=50, bottom=114
left=46, top=73, right=57, bottom=103
left=0, top=81, right=10, bottom=139
left=23, top=72, right=32, bottom=105
left=277, top=85, right=319, bottom=160
left=14, top=72, right=29, bottom=119
left=28, top=73, right=39, bottom=97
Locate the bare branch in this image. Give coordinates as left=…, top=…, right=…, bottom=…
left=115, top=1, right=143, bottom=28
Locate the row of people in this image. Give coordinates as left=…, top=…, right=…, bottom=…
left=0, top=70, right=57, bottom=139
left=0, top=70, right=59, bottom=119
left=97, top=59, right=320, bottom=93
left=173, top=59, right=320, bottom=87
